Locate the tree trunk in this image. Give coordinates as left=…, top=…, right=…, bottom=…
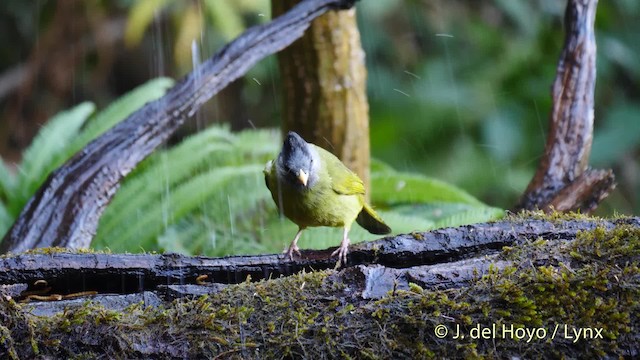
left=273, top=1, right=371, bottom=192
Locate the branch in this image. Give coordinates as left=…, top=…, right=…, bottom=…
left=0, top=0, right=359, bottom=254
left=517, top=0, right=615, bottom=212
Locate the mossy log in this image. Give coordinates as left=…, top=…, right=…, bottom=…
left=1, top=215, right=639, bottom=358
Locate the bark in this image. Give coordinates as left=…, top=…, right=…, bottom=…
left=0, top=0, right=359, bottom=254
left=517, top=0, right=615, bottom=212
left=274, top=1, right=371, bottom=191
left=1, top=217, right=636, bottom=302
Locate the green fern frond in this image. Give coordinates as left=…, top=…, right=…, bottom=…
left=371, top=171, right=484, bottom=207
left=13, top=102, right=96, bottom=214
left=0, top=159, right=16, bottom=202
left=91, top=124, right=503, bottom=257
left=95, top=127, right=235, bottom=239
left=70, top=77, right=174, bottom=157
left=391, top=203, right=504, bottom=229
left=96, top=164, right=263, bottom=251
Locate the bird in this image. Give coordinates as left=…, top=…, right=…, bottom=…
left=264, top=131, right=391, bottom=265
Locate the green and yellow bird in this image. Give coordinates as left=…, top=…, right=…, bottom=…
left=264, top=131, right=391, bottom=265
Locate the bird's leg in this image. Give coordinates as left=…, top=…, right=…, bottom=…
left=331, top=227, right=351, bottom=267
left=284, top=227, right=304, bottom=260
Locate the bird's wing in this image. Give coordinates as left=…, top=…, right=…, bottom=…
left=320, top=149, right=365, bottom=196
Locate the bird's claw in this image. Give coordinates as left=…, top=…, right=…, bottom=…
left=284, top=244, right=301, bottom=260
left=331, top=243, right=349, bottom=268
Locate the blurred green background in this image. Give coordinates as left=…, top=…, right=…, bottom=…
left=0, top=0, right=638, bottom=254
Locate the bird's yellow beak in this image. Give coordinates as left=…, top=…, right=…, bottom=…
left=297, top=169, right=309, bottom=187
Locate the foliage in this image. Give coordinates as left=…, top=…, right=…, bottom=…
left=357, top=0, right=640, bottom=215
left=124, top=0, right=269, bottom=72
left=0, top=85, right=502, bottom=255
left=92, top=124, right=502, bottom=256
left=0, top=78, right=174, bottom=239
left=1, top=1, right=638, bottom=216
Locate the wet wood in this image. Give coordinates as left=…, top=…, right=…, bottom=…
left=0, top=0, right=359, bottom=255
left=274, top=1, right=371, bottom=192
left=1, top=217, right=637, bottom=303
left=517, top=0, right=615, bottom=212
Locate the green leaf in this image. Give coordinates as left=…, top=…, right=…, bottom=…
left=391, top=203, right=504, bottom=229
left=15, top=102, right=95, bottom=210
left=204, top=0, right=244, bottom=40
left=371, top=171, right=485, bottom=207
left=94, top=125, right=277, bottom=254
left=100, top=164, right=263, bottom=252
left=95, top=126, right=234, bottom=239
left=0, top=159, right=16, bottom=202
left=92, top=126, right=502, bottom=257
left=71, top=77, right=174, bottom=156
left=125, top=0, right=171, bottom=47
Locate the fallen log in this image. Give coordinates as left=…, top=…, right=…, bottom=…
left=1, top=216, right=637, bottom=301
left=0, top=216, right=638, bottom=358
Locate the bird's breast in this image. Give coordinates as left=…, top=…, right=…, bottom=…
left=275, top=181, right=362, bottom=228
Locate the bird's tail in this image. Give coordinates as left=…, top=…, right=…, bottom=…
left=356, top=203, right=391, bottom=235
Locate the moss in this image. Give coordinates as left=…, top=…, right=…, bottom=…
left=506, top=209, right=603, bottom=223
left=0, top=218, right=638, bottom=358
left=1, top=247, right=112, bottom=259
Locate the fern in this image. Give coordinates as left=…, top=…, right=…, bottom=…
left=93, top=124, right=503, bottom=256
left=94, top=127, right=234, bottom=238
left=371, top=172, right=484, bottom=206
left=16, top=102, right=95, bottom=208
left=0, top=78, right=174, bottom=239
left=69, top=77, right=174, bottom=157
left=0, top=77, right=503, bottom=255
left=0, top=159, right=16, bottom=203
left=93, top=126, right=278, bottom=253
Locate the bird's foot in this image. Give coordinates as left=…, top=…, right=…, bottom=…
left=331, top=240, right=350, bottom=268
left=284, top=244, right=301, bottom=260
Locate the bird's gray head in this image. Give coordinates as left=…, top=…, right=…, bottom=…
left=277, top=131, right=320, bottom=189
